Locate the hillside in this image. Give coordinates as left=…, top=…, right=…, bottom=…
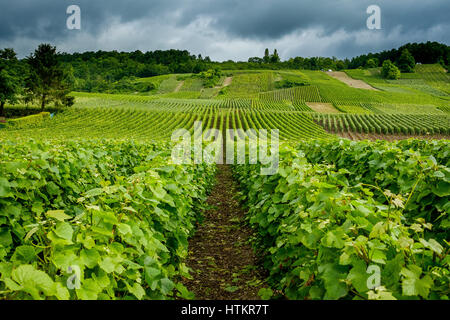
left=2, top=66, right=449, bottom=141
left=0, top=63, right=449, bottom=301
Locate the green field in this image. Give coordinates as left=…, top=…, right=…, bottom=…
left=2, top=66, right=449, bottom=140
left=0, top=65, right=449, bottom=300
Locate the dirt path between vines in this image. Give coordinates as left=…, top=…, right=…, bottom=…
left=174, top=81, right=185, bottom=92
left=223, top=77, right=233, bottom=87
left=215, top=77, right=233, bottom=89
left=327, top=71, right=379, bottom=91
left=182, top=165, right=268, bottom=300
left=306, top=102, right=340, bottom=113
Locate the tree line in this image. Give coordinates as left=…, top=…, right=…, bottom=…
left=60, top=49, right=211, bottom=92
left=1, top=41, right=448, bottom=115
left=349, top=41, right=449, bottom=70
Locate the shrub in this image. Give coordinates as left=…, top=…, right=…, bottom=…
left=381, top=60, right=401, bottom=80
left=275, top=79, right=307, bottom=89
left=197, top=68, right=222, bottom=88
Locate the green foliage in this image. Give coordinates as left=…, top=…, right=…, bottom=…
left=0, top=42, right=449, bottom=304
left=0, top=92, right=332, bottom=141
left=218, top=72, right=275, bottom=99
left=271, top=49, right=280, bottom=64
left=7, top=112, right=50, bottom=128
left=234, top=140, right=449, bottom=300
left=382, top=60, right=401, bottom=80
left=0, top=70, right=19, bottom=117
left=397, top=49, right=416, bottom=73
left=333, top=103, right=372, bottom=114
left=1, top=42, right=447, bottom=96
left=0, top=48, right=21, bottom=117
left=157, top=76, right=182, bottom=94
left=114, top=77, right=156, bottom=94
left=258, top=287, right=274, bottom=300
left=415, top=64, right=450, bottom=95
left=313, top=113, right=449, bottom=135
left=196, top=69, right=222, bottom=88
left=25, top=44, right=74, bottom=110
left=275, top=79, right=307, bottom=89
left=0, top=140, right=216, bottom=300
left=0, top=105, right=61, bottom=119
left=179, top=78, right=204, bottom=92
left=60, top=49, right=205, bottom=92
left=1, top=63, right=447, bottom=142
left=349, top=42, right=449, bottom=69
left=365, top=59, right=379, bottom=69
left=260, top=85, right=321, bottom=103
left=263, top=49, right=270, bottom=64
left=345, top=65, right=449, bottom=101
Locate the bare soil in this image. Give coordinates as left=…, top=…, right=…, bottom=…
left=222, top=77, right=233, bottom=87
left=306, top=102, right=340, bottom=113
left=174, top=81, right=185, bottom=92
left=182, top=165, right=268, bottom=300
left=210, top=77, right=233, bottom=98
left=327, top=71, right=379, bottom=91
left=215, top=77, right=233, bottom=89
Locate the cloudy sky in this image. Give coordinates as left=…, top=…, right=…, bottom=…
left=0, top=0, right=448, bottom=61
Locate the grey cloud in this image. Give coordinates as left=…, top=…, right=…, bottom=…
left=0, top=0, right=448, bottom=59
left=0, top=0, right=181, bottom=42
left=179, top=0, right=450, bottom=40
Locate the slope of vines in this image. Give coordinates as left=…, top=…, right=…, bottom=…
left=0, top=140, right=216, bottom=300
left=234, top=140, right=449, bottom=300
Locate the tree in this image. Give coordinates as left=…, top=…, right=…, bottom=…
left=25, top=44, right=74, bottom=111
left=0, top=48, right=17, bottom=60
left=192, top=62, right=207, bottom=74
left=0, top=48, right=20, bottom=117
left=271, top=49, right=280, bottom=63
left=365, top=58, right=379, bottom=68
left=263, top=48, right=270, bottom=63
left=381, top=60, right=400, bottom=80
left=397, top=49, right=415, bottom=73
left=335, top=60, right=346, bottom=70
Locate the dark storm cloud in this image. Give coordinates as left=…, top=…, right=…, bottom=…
left=0, top=0, right=448, bottom=59
left=0, top=0, right=180, bottom=41
left=185, top=0, right=450, bottom=40
left=178, top=0, right=364, bottom=39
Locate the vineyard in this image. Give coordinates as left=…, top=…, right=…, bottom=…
left=0, top=65, right=449, bottom=300
left=0, top=107, right=330, bottom=141
left=258, top=86, right=322, bottom=103
left=234, top=139, right=449, bottom=300
left=313, top=113, right=449, bottom=135
left=0, top=140, right=216, bottom=299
